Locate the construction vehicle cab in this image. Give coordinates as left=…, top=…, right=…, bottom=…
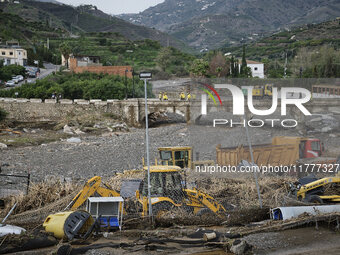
left=138, top=166, right=185, bottom=204
left=158, top=147, right=192, bottom=168
left=252, top=84, right=273, bottom=99
left=273, top=136, right=324, bottom=158
left=136, top=166, right=226, bottom=218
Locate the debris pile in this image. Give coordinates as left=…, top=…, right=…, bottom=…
left=2, top=180, right=78, bottom=217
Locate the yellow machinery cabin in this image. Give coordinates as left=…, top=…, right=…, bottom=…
left=158, top=147, right=192, bottom=168
left=252, top=84, right=273, bottom=98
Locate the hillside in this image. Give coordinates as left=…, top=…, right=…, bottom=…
left=0, top=10, right=194, bottom=75
left=220, top=19, right=340, bottom=60
left=0, top=0, right=190, bottom=51
left=120, top=0, right=340, bottom=50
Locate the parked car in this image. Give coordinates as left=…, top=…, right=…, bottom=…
left=11, top=76, right=19, bottom=84
left=28, top=71, right=37, bottom=78
left=5, top=80, right=15, bottom=87
left=16, top=75, right=24, bottom=82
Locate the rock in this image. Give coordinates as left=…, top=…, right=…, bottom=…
left=0, top=143, right=8, bottom=149
left=66, top=137, right=81, bottom=143
left=321, top=126, right=332, bottom=133
left=63, top=125, right=74, bottom=135
left=321, top=115, right=335, bottom=120
left=230, top=239, right=249, bottom=255
left=74, top=129, right=85, bottom=135
left=309, top=117, right=322, bottom=122
left=23, top=128, right=29, bottom=133
left=111, top=123, right=128, bottom=131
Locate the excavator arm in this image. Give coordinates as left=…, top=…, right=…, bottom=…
left=185, top=188, right=226, bottom=217
left=65, top=176, right=120, bottom=211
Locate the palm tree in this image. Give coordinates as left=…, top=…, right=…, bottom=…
left=59, top=42, right=72, bottom=69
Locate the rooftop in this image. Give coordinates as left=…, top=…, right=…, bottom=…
left=238, top=59, right=263, bottom=64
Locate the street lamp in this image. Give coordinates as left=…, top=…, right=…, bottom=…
left=139, top=72, right=153, bottom=221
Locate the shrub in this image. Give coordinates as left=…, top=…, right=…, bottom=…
left=0, top=72, right=154, bottom=100
left=0, top=107, right=7, bottom=122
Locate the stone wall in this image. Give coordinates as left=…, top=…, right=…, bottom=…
left=0, top=97, right=338, bottom=127
left=0, top=98, right=190, bottom=126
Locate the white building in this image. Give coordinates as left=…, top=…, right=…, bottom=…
left=238, top=60, right=264, bottom=78
left=0, top=45, right=27, bottom=66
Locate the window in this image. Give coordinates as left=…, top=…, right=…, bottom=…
left=1, top=52, right=5, bottom=55
left=9, top=52, right=13, bottom=56
left=254, top=67, right=258, bottom=71
left=311, top=141, right=321, bottom=151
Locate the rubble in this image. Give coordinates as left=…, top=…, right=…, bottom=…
left=66, top=137, right=82, bottom=143
left=230, top=239, right=250, bottom=255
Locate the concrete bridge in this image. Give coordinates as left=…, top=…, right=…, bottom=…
left=0, top=97, right=339, bottom=126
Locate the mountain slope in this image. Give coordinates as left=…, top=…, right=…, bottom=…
left=221, top=18, right=340, bottom=60
left=0, top=0, right=189, bottom=51
left=120, top=0, right=340, bottom=50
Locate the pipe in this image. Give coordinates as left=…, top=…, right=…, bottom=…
left=271, top=205, right=340, bottom=220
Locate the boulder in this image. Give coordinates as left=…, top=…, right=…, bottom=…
left=74, top=129, right=85, bottom=135
left=66, top=137, right=81, bottom=143
left=230, top=239, right=250, bottom=255
left=63, top=125, right=74, bottom=135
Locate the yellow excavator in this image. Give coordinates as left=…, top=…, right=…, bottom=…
left=65, top=176, right=120, bottom=211
left=67, top=166, right=226, bottom=218
left=289, top=172, right=340, bottom=204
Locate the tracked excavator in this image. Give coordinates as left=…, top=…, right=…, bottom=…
left=67, top=166, right=226, bottom=218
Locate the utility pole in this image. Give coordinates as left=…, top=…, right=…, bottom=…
left=139, top=72, right=153, bottom=221
left=284, top=52, right=288, bottom=78
left=244, top=114, right=263, bottom=209
left=132, top=69, right=135, bottom=98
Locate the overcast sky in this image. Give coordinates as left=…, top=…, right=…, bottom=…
left=57, top=0, right=164, bottom=15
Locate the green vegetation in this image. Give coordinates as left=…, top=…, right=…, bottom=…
left=0, top=72, right=154, bottom=100
left=0, top=4, right=194, bottom=75
left=221, top=19, right=340, bottom=60
left=189, top=59, right=210, bottom=77
left=190, top=48, right=253, bottom=78
left=0, top=63, right=26, bottom=81
left=290, top=46, right=340, bottom=78
left=50, top=36, right=194, bottom=76
left=0, top=107, right=7, bottom=122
